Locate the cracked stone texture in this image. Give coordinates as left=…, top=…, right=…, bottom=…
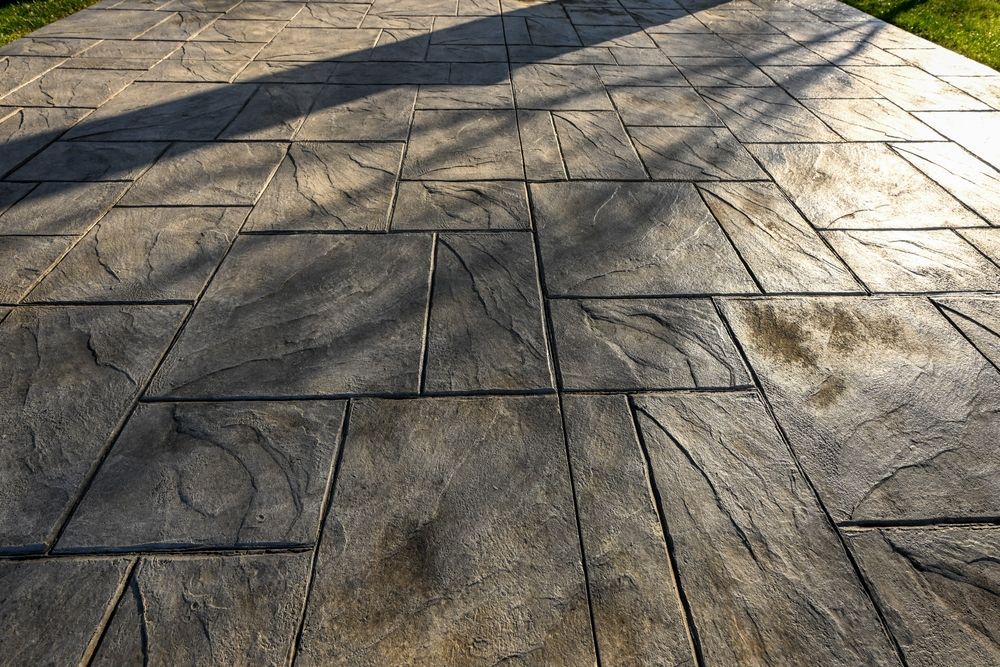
left=391, top=181, right=530, bottom=230
left=562, top=394, right=694, bottom=666
left=550, top=298, right=750, bottom=390
left=425, top=233, right=551, bottom=391
left=30, top=207, right=245, bottom=302
left=58, top=401, right=345, bottom=551
left=533, top=182, right=757, bottom=296
left=3, top=0, right=1000, bottom=661
left=296, top=396, right=594, bottom=665
left=0, top=557, right=131, bottom=665
left=846, top=527, right=1000, bottom=667
left=245, top=142, right=402, bottom=231
left=698, top=181, right=861, bottom=293
left=634, top=391, right=901, bottom=666
left=123, top=141, right=286, bottom=206
left=0, top=235, right=72, bottom=302
left=750, top=143, right=985, bottom=230
left=92, top=555, right=310, bottom=665
left=934, top=296, right=1000, bottom=368
left=0, top=305, right=186, bottom=551
left=721, top=297, right=1000, bottom=522
left=149, top=234, right=430, bottom=398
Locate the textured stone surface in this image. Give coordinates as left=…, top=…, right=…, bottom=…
left=550, top=298, right=749, bottom=390
left=700, top=87, right=841, bottom=142
left=699, top=182, right=861, bottom=293
left=0, top=107, right=88, bottom=175
left=517, top=109, right=566, bottom=179
left=801, top=98, right=941, bottom=142
left=935, top=296, right=1000, bottom=368
left=124, top=141, right=286, bottom=206
left=891, top=142, right=1000, bottom=224
left=609, top=85, right=721, bottom=126
left=721, top=297, right=1000, bottom=522
left=846, top=527, right=1000, bottom=667
left=630, top=126, right=767, bottom=180
left=245, top=142, right=401, bottom=231
left=823, top=230, right=1000, bottom=292
left=533, top=182, right=757, bottom=296
left=30, top=207, right=245, bottom=302
left=93, top=555, right=310, bottom=665
left=562, top=394, right=693, bottom=666
left=0, top=558, right=131, bottom=664
left=511, top=63, right=613, bottom=110
left=150, top=234, right=430, bottom=398
left=297, top=396, right=595, bottom=665
left=403, top=110, right=523, bottom=179
left=0, top=181, right=129, bottom=235
left=634, top=391, right=901, bottom=665
left=0, top=305, right=186, bottom=551
left=391, top=181, right=529, bottom=230
left=425, top=233, right=550, bottom=391
left=842, top=66, right=988, bottom=112
left=552, top=110, right=647, bottom=179
left=1, top=66, right=136, bottom=107
left=9, top=141, right=168, bottom=182
left=0, top=235, right=72, bottom=302
left=915, top=111, right=1000, bottom=171
left=59, top=401, right=345, bottom=551
left=219, top=84, right=321, bottom=141
left=750, top=143, right=984, bottom=230
left=297, top=85, right=417, bottom=141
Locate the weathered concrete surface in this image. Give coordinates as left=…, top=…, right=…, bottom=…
left=1, top=0, right=998, bottom=662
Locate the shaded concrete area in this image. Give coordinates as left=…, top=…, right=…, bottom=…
left=1, top=0, right=999, bottom=663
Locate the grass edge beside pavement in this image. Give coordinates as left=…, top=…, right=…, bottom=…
left=0, top=0, right=101, bottom=46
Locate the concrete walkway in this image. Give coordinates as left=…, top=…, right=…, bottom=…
left=1, top=0, right=999, bottom=663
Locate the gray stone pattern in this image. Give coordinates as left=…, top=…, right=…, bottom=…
left=1, top=0, right=998, bottom=663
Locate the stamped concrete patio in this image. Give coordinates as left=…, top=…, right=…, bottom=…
left=1, top=0, right=999, bottom=663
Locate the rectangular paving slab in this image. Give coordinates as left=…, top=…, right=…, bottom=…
left=296, top=395, right=594, bottom=664
left=0, top=236, right=73, bottom=303
left=720, top=296, right=1000, bottom=522
left=0, top=305, right=186, bottom=552
left=390, top=181, right=530, bottom=230
left=149, top=234, right=430, bottom=398
left=57, top=401, right=345, bottom=552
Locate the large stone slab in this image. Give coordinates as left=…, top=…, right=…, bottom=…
left=823, top=230, right=1000, bottom=292
left=0, top=305, right=186, bottom=551
left=425, top=233, right=550, bottom=392
left=720, top=296, right=1000, bottom=522
left=842, top=66, right=989, bottom=112
left=245, top=142, right=402, bottom=231
left=532, top=181, right=757, bottom=296
left=552, top=110, right=647, bottom=179
left=1, top=67, right=137, bottom=108
left=30, top=207, right=245, bottom=302
left=699, top=182, right=861, bottom=293
left=801, top=98, right=941, bottom=142
left=297, top=85, right=417, bottom=141
left=31, top=8, right=168, bottom=38
left=391, top=181, right=530, bottom=230
left=608, top=85, right=721, bottom=126
left=629, top=126, right=767, bottom=180
left=0, top=558, right=131, bottom=664
left=149, top=234, right=430, bottom=398
left=296, top=395, right=595, bottom=665
left=0, top=236, right=72, bottom=303
left=699, top=87, right=841, bottom=142
left=92, top=554, right=310, bottom=665
left=0, top=181, right=129, bottom=235
left=550, top=298, right=750, bottom=390
left=749, top=143, right=984, bottom=229
left=124, top=141, right=286, bottom=206
left=64, top=82, right=254, bottom=141
left=634, top=391, right=901, bottom=665
left=562, top=395, right=693, bottom=666
left=511, top=63, right=614, bottom=110
left=402, top=110, right=524, bottom=179
left=845, top=527, right=1000, bottom=667
left=58, top=401, right=345, bottom=551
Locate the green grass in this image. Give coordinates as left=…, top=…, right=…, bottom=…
left=842, top=0, right=1000, bottom=70
left=0, top=0, right=100, bottom=46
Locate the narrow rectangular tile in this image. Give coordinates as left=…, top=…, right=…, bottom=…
left=634, top=391, right=902, bottom=665
left=842, top=66, right=988, bottom=112
left=699, top=86, right=840, bottom=142
left=553, top=110, right=647, bottom=179
left=219, top=84, right=321, bottom=140
left=296, top=396, right=595, bottom=665
left=297, top=85, right=416, bottom=141
left=511, top=63, right=613, bottom=110
left=629, top=126, right=767, bottom=180
left=8, top=141, right=168, bottom=181
left=0, top=181, right=130, bottom=235
left=425, top=233, right=550, bottom=391
left=609, top=85, right=720, bottom=126
left=391, top=181, right=529, bottom=230
left=402, top=110, right=524, bottom=179
left=801, top=98, right=941, bottom=142
left=518, top=109, right=566, bottom=180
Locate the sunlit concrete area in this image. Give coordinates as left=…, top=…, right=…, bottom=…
left=1, top=0, right=999, bottom=663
